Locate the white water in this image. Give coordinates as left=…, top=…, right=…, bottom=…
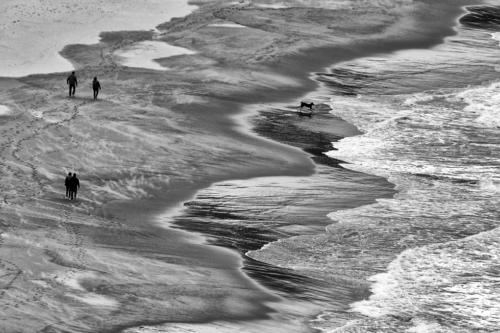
left=321, top=20, right=500, bottom=333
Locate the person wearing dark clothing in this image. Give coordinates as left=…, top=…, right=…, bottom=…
left=68, top=173, right=80, bottom=200
left=92, top=77, right=101, bottom=100
left=67, top=71, right=78, bottom=97
left=65, top=172, right=72, bottom=198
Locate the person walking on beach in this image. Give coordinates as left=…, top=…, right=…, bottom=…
left=64, top=172, right=72, bottom=198
left=92, top=77, right=101, bottom=100
left=68, top=173, right=80, bottom=200
left=67, top=71, right=78, bottom=97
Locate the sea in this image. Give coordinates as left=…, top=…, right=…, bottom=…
left=172, top=3, right=500, bottom=333
left=253, top=4, right=500, bottom=333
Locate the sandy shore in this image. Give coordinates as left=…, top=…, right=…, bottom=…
left=0, top=0, right=196, bottom=77
left=0, top=0, right=476, bottom=332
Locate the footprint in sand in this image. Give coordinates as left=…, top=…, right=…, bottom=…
left=60, top=209, right=89, bottom=268
left=0, top=260, right=23, bottom=308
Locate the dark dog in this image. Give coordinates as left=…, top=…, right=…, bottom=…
left=300, top=102, right=314, bottom=110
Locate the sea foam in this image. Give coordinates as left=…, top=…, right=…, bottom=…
left=319, top=24, right=500, bottom=332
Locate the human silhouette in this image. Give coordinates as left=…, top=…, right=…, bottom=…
left=66, top=71, right=78, bottom=97
left=68, top=173, right=80, bottom=200
left=64, top=172, right=72, bottom=198
left=92, top=77, right=101, bottom=100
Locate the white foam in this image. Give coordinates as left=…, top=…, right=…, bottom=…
left=0, top=105, right=11, bottom=115
left=351, top=229, right=500, bottom=331
left=0, top=0, right=197, bottom=77
left=403, top=93, right=436, bottom=105
left=406, top=319, right=444, bottom=333
left=114, top=41, right=195, bottom=71
left=454, top=82, right=500, bottom=128
left=310, top=24, right=500, bottom=332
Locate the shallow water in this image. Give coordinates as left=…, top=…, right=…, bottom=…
left=273, top=6, right=500, bottom=332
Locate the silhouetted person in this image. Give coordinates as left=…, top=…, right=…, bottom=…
left=69, top=173, right=80, bottom=200
left=65, top=172, right=72, bottom=198
left=92, top=77, right=101, bottom=100
left=67, top=71, right=78, bottom=97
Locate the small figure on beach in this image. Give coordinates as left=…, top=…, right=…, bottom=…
left=298, top=101, right=314, bottom=117
left=64, top=172, right=72, bottom=198
left=67, top=71, right=78, bottom=97
left=92, top=77, right=101, bottom=100
left=68, top=173, right=80, bottom=200
left=300, top=101, right=314, bottom=111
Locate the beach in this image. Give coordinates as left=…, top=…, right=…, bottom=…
left=0, top=0, right=499, bottom=332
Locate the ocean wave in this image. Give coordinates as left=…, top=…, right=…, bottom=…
left=251, top=8, right=500, bottom=332
left=319, top=16, right=500, bottom=333
left=351, top=228, right=500, bottom=332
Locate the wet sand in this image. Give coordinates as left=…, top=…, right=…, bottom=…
left=0, top=0, right=479, bottom=332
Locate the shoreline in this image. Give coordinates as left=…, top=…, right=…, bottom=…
left=129, top=4, right=478, bottom=330
left=145, top=2, right=481, bottom=331
left=0, top=1, right=483, bottom=332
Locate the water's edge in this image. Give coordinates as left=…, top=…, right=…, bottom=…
left=165, top=5, right=478, bottom=331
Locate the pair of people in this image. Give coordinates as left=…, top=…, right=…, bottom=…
left=66, top=71, right=101, bottom=100
left=64, top=172, right=80, bottom=200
